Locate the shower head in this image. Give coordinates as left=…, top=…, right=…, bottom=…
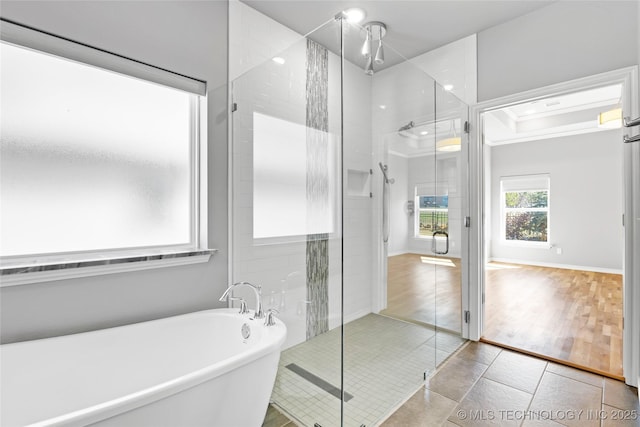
left=398, top=121, right=415, bottom=132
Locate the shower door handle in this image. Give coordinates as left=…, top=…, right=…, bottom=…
left=623, top=134, right=640, bottom=144
left=623, top=116, right=640, bottom=127
left=431, top=231, right=449, bottom=255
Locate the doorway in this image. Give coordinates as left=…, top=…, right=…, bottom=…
left=479, top=83, right=625, bottom=378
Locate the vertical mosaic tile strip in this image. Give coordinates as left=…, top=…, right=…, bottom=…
left=305, top=39, right=329, bottom=340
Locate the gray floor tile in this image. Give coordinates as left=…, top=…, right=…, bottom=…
left=528, top=372, right=602, bottom=427
left=482, top=350, right=547, bottom=394
left=448, top=378, right=532, bottom=426
left=545, top=363, right=604, bottom=388
left=521, top=418, right=565, bottom=426
left=380, top=387, right=457, bottom=427
left=426, top=357, right=488, bottom=402
left=603, top=378, right=640, bottom=411
left=601, top=404, right=640, bottom=427
left=455, top=342, right=502, bottom=366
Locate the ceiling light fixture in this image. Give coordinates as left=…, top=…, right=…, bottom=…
left=272, top=57, right=285, bottom=65
left=343, top=8, right=366, bottom=24
left=436, top=137, right=462, bottom=152
left=361, top=21, right=386, bottom=74
left=374, top=25, right=385, bottom=64
left=443, top=84, right=453, bottom=91
left=597, top=107, right=622, bottom=129
left=436, top=120, right=461, bottom=152
left=361, top=26, right=372, bottom=58
left=365, top=56, right=374, bottom=75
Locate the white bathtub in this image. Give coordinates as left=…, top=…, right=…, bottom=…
left=1, top=308, right=286, bottom=427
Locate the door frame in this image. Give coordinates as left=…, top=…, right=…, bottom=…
left=469, top=66, right=640, bottom=387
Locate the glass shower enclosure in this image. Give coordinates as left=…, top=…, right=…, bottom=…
left=230, top=14, right=469, bottom=427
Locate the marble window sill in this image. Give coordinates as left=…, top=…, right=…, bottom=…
left=0, top=249, right=218, bottom=287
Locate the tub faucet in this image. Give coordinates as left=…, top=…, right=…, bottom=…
left=219, top=281, right=264, bottom=319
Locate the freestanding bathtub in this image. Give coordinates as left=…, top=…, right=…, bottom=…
left=1, top=308, right=286, bottom=427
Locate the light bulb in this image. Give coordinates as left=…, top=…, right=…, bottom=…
left=361, top=28, right=371, bottom=58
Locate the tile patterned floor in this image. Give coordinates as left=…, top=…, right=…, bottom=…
left=383, top=342, right=640, bottom=427
left=264, top=341, right=639, bottom=427
left=264, top=314, right=466, bottom=427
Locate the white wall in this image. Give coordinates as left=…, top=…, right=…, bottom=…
left=342, top=59, right=374, bottom=325
left=489, top=130, right=624, bottom=271
left=387, top=153, right=409, bottom=256
left=477, top=1, right=639, bottom=101
left=229, top=0, right=301, bottom=81
left=411, top=34, right=477, bottom=106
left=0, top=1, right=229, bottom=344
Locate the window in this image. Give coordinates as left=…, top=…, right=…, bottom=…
left=501, top=175, right=550, bottom=244
left=0, top=21, right=209, bottom=280
left=416, top=195, right=448, bottom=238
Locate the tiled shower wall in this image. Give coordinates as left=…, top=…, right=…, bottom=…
left=229, top=2, right=373, bottom=349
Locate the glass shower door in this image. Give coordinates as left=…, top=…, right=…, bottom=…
left=432, top=83, right=469, bottom=356
left=230, top=18, right=345, bottom=427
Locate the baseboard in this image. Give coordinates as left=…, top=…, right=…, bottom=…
left=343, top=308, right=371, bottom=325
left=387, top=250, right=409, bottom=257
left=489, top=258, right=623, bottom=275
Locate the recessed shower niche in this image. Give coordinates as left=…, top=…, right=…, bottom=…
left=346, top=169, right=371, bottom=197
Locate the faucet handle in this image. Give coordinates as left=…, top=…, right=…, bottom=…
left=264, top=308, right=279, bottom=326
left=229, top=297, right=249, bottom=315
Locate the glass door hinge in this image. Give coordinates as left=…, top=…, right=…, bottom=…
left=464, top=216, right=471, bottom=228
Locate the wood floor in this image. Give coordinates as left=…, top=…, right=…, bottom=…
left=382, top=254, right=624, bottom=378
left=381, top=253, right=462, bottom=333
left=483, top=262, right=623, bottom=378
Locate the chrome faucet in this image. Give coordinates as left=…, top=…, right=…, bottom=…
left=219, top=281, right=264, bottom=319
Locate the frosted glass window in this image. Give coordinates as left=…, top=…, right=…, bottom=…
left=0, top=42, right=197, bottom=258
left=253, top=112, right=336, bottom=239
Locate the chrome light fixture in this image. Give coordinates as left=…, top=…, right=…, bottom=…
left=365, top=56, right=374, bottom=75
left=361, top=26, right=372, bottom=58
left=374, top=24, right=385, bottom=64
left=436, top=119, right=462, bottom=152
left=361, top=21, right=386, bottom=74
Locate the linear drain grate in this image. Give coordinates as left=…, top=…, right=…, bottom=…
left=285, top=363, right=354, bottom=402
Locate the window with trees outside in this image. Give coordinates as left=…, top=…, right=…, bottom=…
left=417, top=195, right=448, bottom=238
left=501, top=175, right=550, bottom=243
